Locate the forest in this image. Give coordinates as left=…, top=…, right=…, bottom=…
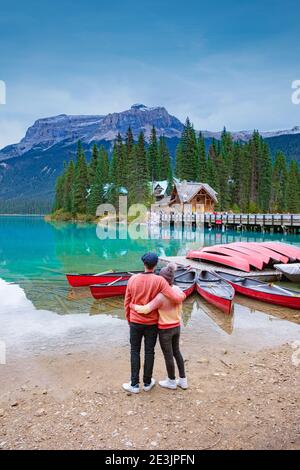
left=52, top=119, right=300, bottom=220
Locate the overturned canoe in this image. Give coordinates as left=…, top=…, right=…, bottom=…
left=274, top=263, right=300, bottom=283
left=216, top=271, right=300, bottom=310
left=231, top=242, right=289, bottom=264
left=196, top=270, right=235, bottom=314
left=202, top=245, right=264, bottom=270
left=187, top=250, right=251, bottom=272
left=260, top=242, right=300, bottom=262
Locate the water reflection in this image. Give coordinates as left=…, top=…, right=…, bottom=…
left=1, top=278, right=300, bottom=357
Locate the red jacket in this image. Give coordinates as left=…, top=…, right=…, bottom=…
left=124, top=273, right=186, bottom=325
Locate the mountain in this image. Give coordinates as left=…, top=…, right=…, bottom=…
left=0, top=103, right=300, bottom=213
left=0, top=104, right=183, bottom=162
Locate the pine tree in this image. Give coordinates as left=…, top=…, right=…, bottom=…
left=99, top=145, right=109, bottom=184
left=159, top=136, right=172, bottom=181
left=109, top=133, right=124, bottom=187
left=178, top=118, right=198, bottom=180
left=73, top=141, right=89, bottom=214
left=125, top=127, right=134, bottom=158
left=127, top=132, right=150, bottom=205
left=197, top=132, right=207, bottom=182
left=87, top=160, right=104, bottom=215
left=286, top=160, right=300, bottom=213
left=206, top=153, right=220, bottom=205
left=257, top=141, right=272, bottom=212
left=248, top=131, right=261, bottom=209
left=147, top=126, right=160, bottom=181
left=63, top=160, right=75, bottom=213
left=270, top=152, right=287, bottom=213
left=53, top=171, right=65, bottom=212
left=89, top=144, right=99, bottom=182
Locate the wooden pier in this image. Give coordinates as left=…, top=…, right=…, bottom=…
left=153, top=212, right=300, bottom=234
left=159, top=255, right=282, bottom=282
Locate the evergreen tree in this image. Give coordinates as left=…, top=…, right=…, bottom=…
left=159, top=136, right=172, bottom=181
left=73, top=141, right=89, bottom=214
left=178, top=118, right=198, bottom=180
left=127, top=132, right=150, bottom=205
left=257, top=141, right=272, bottom=212
left=53, top=171, right=65, bottom=212
left=99, top=145, right=110, bottom=184
left=206, top=153, right=220, bottom=205
left=109, top=133, right=124, bottom=187
left=197, top=132, right=207, bottom=182
left=89, top=144, right=99, bottom=182
left=286, top=160, right=300, bottom=213
left=87, top=160, right=104, bottom=215
left=63, top=160, right=75, bottom=213
left=147, top=126, right=160, bottom=181
left=175, top=142, right=183, bottom=179
left=270, top=152, right=287, bottom=213
left=125, top=127, right=134, bottom=158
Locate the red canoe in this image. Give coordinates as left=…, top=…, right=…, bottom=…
left=90, top=269, right=197, bottom=300
left=196, top=271, right=235, bottom=314
left=260, top=242, right=300, bottom=262
left=231, top=242, right=289, bottom=264
left=202, top=245, right=264, bottom=270
left=66, top=271, right=141, bottom=287
left=187, top=250, right=251, bottom=272
left=216, top=271, right=300, bottom=310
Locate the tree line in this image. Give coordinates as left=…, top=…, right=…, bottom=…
left=53, top=120, right=300, bottom=218
left=175, top=119, right=300, bottom=213
left=53, top=127, right=173, bottom=218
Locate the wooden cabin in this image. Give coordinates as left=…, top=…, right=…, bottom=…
left=169, top=181, right=217, bottom=213
left=152, top=181, right=168, bottom=202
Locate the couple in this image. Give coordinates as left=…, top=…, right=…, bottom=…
left=123, top=252, right=188, bottom=394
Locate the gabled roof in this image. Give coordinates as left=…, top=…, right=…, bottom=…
left=152, top=180, right=168, bottom=196
left=173, top=181, right=218, bottom=203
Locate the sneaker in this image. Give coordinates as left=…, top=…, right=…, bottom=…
left=159, top=378, right=177, bottom=390
left=176, top=377, right=188, bottom=389
left=143, top=378, right=156, bottom=392
left=122, top=382, right=140, bottom=394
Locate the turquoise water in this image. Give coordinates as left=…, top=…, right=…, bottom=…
left=0, top=216, right=300, bottom=354
left=1, top=215, right=300, bottom=282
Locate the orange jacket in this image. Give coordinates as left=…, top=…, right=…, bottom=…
left=124, top=273, right=186, bottom=325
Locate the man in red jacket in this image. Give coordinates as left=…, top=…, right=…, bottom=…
left=123, top=252, right=186, bottom=394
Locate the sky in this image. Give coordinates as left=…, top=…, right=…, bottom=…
left=0, top=0, right=300, bottom=148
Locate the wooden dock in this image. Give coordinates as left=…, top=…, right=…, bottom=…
left=153, top=212, right=300, bottom=233
left=159, top=255, right=282, bottom=282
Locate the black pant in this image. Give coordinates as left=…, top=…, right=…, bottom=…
left=159, top=326, right=185, bottom=380
left=130, top=322, right=158, bottom=386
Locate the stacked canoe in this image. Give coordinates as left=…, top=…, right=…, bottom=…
left=187, top=242, right=300, bottom=272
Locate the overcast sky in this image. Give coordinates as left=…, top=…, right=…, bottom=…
left=0, top=0, right=300, bottom=148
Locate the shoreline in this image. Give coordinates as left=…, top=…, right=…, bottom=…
left=0, top=341, right=299, bottom=450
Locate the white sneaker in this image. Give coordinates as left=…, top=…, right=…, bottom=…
left=176, top=377, right=188, bottom=389
left=159, top=378, right=177, bottom=390
left=143, top=378, right=156, bottom=392
left=122, top=382, right=140, bottom=394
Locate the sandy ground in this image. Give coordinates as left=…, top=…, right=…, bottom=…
left=0, top=341, right=299, bottom=450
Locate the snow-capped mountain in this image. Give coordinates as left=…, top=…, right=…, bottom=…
left=0, top=104, right=183, bottom=161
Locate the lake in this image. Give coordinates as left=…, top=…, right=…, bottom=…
left=0, top=216, right=299, bottom=357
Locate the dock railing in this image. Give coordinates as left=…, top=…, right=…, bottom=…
left=151, top=211, right=300, bottom=228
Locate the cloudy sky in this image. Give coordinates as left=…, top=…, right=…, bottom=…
left=0, top=0, right=299, bottom=148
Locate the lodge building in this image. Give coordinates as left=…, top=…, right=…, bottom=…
left=152, top=180, right=218, bottom=213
